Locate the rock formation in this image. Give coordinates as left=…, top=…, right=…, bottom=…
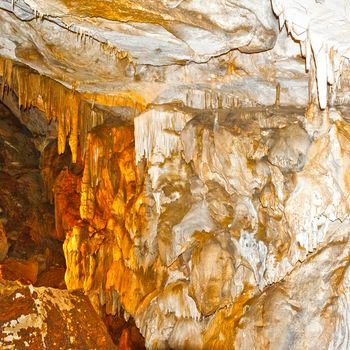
left=0, top=281, right=116, bottom=349
left=0, top=1, right=350, bottom=349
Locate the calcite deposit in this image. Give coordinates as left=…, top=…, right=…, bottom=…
left=1, top=0, right=350, bottom=349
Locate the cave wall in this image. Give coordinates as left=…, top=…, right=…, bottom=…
left=1, top=1, right=350, bottom=349
left=59, top=104, right=350, bottom=349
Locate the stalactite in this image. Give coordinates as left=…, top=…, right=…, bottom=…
left=80, top=132, right=102, bottom=222
left=0, top=58, right=13, bottom=99
left=271, top=0, right=350, bottom=110
left=0, top=57, right=145, bottom=162
left=79, top=124, right=137, bottom=226
left=134, top=108, right=189, bottom=164
left=62, top=120, right=159, bottom=324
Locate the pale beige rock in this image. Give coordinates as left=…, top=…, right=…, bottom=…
left=267, top=123, right=311, bottom=172
left=0, top=0, right=310, bottom=112
left=234, top=220, right=350, bottom=350
left=189, top=235, right=235, bottom=316
left=272, top=0, right=350, bottom=109
left=2, top=0, right=278, bottom=66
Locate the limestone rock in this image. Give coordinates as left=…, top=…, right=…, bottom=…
left=0, top=0, right=309, bottom=121
left=189, top=234, right=235, bottom=316
left=272, top=0, right=350, bottom=108
left=267, top=123, right=311, bottom=172
left=53, top=168, right=82, bottom=241
left=234, top=221, right=350, bottom=350
left=60, top=105, right=350, bottom=348
left=0, top=0, right=278, bottom=67
left=1, top=1, right=350, bottom=349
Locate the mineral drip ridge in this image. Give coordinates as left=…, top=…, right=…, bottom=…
left=0, top=57, right=146, bottom=163
left=1, top=0, right=350, bottom=349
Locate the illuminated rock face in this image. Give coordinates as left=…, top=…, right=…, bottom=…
left=58, top=105, right=350, bottom=349
left=1, top=1, right=350, bottom=349
left=272, top=0, right=350, bottom=109
left=1, top=0, right=278, bottom=66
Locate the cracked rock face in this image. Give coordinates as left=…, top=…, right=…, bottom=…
left=1, top=1, right=350, bottom=349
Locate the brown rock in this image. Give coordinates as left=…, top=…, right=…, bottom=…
left=0, top=258, right=38, bottom=284
left=104, top=314, right=146, bottom=350
left=0, top=102, right=56, bottom=250
left=35, top=266, right=66, bottom=289
left=0, top=222, right=8, bottom=262
left=53, top=168, right=82, bottom=241
left=0, top=281, right=117, bottom=350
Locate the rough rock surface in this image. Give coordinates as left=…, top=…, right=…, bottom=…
left=55, top=104, right=350, bottom=349
left=0, top=223, right=8, bottom=262
left=0, top=102, right=67, bottom=285
left=0, top=102, right=55, bottom=246
left=0, top=0, right=306, bottom=131
left=0, top=102, right=144, bottom=348
left=1, top=0, right=278, bottom=66
left=0, top=280, right=116, bottom=349
left=1, top=0, right=350, bottom=349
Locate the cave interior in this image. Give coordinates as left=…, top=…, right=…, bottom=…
left=1, top=0, right=350, bottom=349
